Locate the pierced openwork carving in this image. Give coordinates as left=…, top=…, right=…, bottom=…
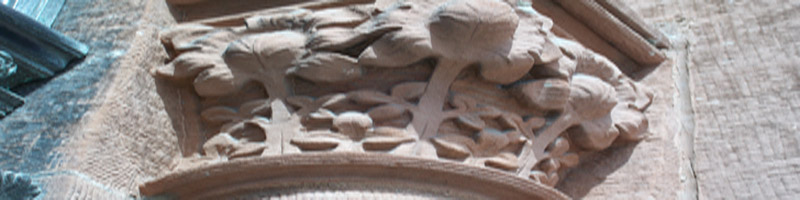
left=153, top=0, right=653, bottom=191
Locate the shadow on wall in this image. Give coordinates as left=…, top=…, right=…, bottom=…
left=556, top=141, right=639, bottom=198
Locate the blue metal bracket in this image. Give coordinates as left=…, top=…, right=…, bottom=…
left=0, top=3, right=89, bottom=118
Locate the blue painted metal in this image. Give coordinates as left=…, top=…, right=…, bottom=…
left=0, top=3, right=88, bottom=118
left=1, top=0, right=65, bottom=27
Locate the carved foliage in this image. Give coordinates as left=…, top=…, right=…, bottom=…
left=287, top=88, right=419, bottom=152
left=153, top=0, right=655, bottom=187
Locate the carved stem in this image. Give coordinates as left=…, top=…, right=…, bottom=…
left=412, top=59, right=470, bottom=140
left=267, top=99, right=299, bottom=155
left=261, top=65, right=291, bottom=100
left=518, top=105, right=578, bottom=177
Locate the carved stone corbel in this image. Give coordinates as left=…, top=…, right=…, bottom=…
left=144, top=0, right=659, bottom=198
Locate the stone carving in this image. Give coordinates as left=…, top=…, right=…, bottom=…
left=153, top=0, right=653, bottom=189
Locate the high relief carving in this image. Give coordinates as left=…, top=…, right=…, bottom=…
left=151, top=0, right=653, bottom=196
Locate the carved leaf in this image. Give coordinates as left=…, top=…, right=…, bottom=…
left=286, top=96, right=314, bottom=108
left=612, top=106, right=649, bottom=141
left=474, top=130, right=511, bottom=156
left=498, top=113, right=522, bottom=130
left=456, top=115, right=486, bottom=131
left=572, top=47, right=626, bottom=84
left=628, top=81, right=655, bottom=111
left=390, top=81, right=427, bottom=100
left=332, top=112, right=373, bottom=140
left=570, top=75, right=618, bottom=120
left=233, top=121, right=268, bottom=142
left=159, top=24, right=216, bottom=51
left=239, top=99, right=271, bottom=116
left=526, top=117, right=547, bottom=129
left=289, top=53, right=363, bottom=83
left=291, top=137, right=341, bottom=151
left=530, top=39, right=563, bottom=64
left=426, top=0, right=542, bottom=84
left=427, top=0, right=518, bottom=61
left=530, top=171, right=559, bottom=186
left=450, top=94, right=477, bottom=110
left=549, top=137, right=570, bottom=156
left=202, top=133, right=238, bottom=158
left=513, top=78, right=571, bottom=110
left=347, top=90, right=393, bottom=105
left=559, top=153, right=579, bottom=168
left=320, top=94, right=350, bottom=109
left=479, top=51, right=536, bottom=84
left=367, top=104, right=408, bottom=122
left=193, top=66, right=238, bottom=97
left=484, top=152, right=520, bottom=171
left=541, top=158, right=560, bottom=174
left=212, top=31, right=307, bottom=98
left=567, top=115, right=620, bottom=150
left=229, top=143, right=267, bottom=159
left=369, top=127, right=410, bottom=137
left=200, top=107, right=240, bottom=123
left=474, top=106, right=503, bottom=118
left=308, top=109, right=337, bottom=121
left=309, top=7, right=371, bottom=28
left=226, top=31, right=308, bottom=69
left=243, top=10, right=311, bottom=31
left=538, top=136, right=579, bottom=173
left=308, top=109, right=336, bottom=120
left=305, top=131, right=350, bottom=140
left=533, top=56, right=576, bottom=80
left=309, top=25, right=401, bottom=51
left=431, top=135, right=473, bottom=159
left=308, top=28, right=355, bottom=50
left=219, top=122, right=244, bottom=135
left=362, top=136, right=415, bottom=151
left=358, top=25, right=433, bottom=68
left=156, top=52, right=217, bottom=79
